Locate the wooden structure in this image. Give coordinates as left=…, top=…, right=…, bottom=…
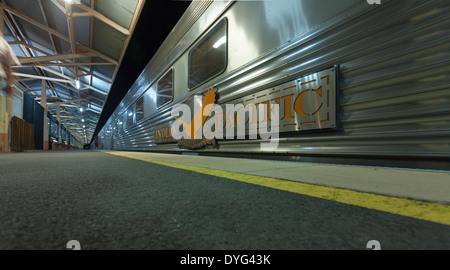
left=11, top=116, right=34, bottom=151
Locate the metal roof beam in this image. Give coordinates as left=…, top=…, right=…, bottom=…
left=17, top=62, right=115, bottom=67
left=49, top=0, right=67, bottom=15
left=47, top=98, right=87, bottom=108
left=72, top=4, right=130, bottom=36
left=65, top=2, right=78, bottom=80
left=109, top=0, right=145, bottom=88
left=18, top=52, right=97, bottom=65
left=0, top=2, right=118, bottom=65
left=13, top=72, right=75, bottom=84
left=51, top=81, right=105, bottom=104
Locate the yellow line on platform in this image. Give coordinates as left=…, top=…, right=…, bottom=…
left=105, top=151, right=450, bottom=226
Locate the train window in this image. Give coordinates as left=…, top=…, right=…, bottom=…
left=117, top=116, right=124, bottom=133
left=157, top=69, right=174, bottom=108
left=188, top=19, right=227, bottom=89
left=135, top=96, right=144, bottom=122
left=126, top=106, right=134, bottom=128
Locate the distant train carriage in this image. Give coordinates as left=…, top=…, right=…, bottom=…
left=97, top=0, right=450, bottom=170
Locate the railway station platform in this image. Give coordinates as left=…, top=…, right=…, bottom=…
left=0, top=150, right=449, bottom=251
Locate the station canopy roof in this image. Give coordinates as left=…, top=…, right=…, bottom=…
left=3, top=0, right=145, bottom=144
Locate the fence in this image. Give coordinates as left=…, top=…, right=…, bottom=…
left=11, top=116, right=34, bottom=151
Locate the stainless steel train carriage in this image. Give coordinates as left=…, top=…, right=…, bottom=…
left=96, top=0, right=450, bottom=170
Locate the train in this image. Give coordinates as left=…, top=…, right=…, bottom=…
left=95, top=0, right=450, bottom=170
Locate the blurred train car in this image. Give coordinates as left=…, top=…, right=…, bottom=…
left=96, top=0, right=450, bottom=170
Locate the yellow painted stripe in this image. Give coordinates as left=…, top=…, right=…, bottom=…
left=104, top=151, right=450, bottom=226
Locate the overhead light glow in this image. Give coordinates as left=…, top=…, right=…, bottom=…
left=79, top=108, right=83, bottom=112
left=213, top=36, right=226, bottom=49
left=75, top=80, right=81, bottom=89
left=65, top=0, right=81, bottom=4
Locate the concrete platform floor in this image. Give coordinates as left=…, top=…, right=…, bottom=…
left=107, top=151, right=450, bottom=204
left=0, top=150, right=448, bottom=250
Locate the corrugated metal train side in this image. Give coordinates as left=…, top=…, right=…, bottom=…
left=97, top=0, right=450, bottom=170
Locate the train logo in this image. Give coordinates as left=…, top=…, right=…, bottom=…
left=232, top=66, right=337, bottom=133
left=155, top=67, right=337, bottom=149
left=169, top=85, right=280, bottom=150
left=172, top=86, right=220, bottom=150
left=174, top=86, right=218, bottom=140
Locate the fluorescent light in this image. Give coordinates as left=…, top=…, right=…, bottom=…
left=75, top=80, right=81, bottom=89
left=213, top=36, right=226, bottom=49
left=79, top=108, right=83, bottom=112
left=128, top=112, right=133, bottom=116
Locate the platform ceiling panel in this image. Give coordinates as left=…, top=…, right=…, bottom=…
left=1, top=0, right=146, bottom=144
left=92, top=18, right=126, bottom=60
left=94, top=0, right=138, bottom=29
